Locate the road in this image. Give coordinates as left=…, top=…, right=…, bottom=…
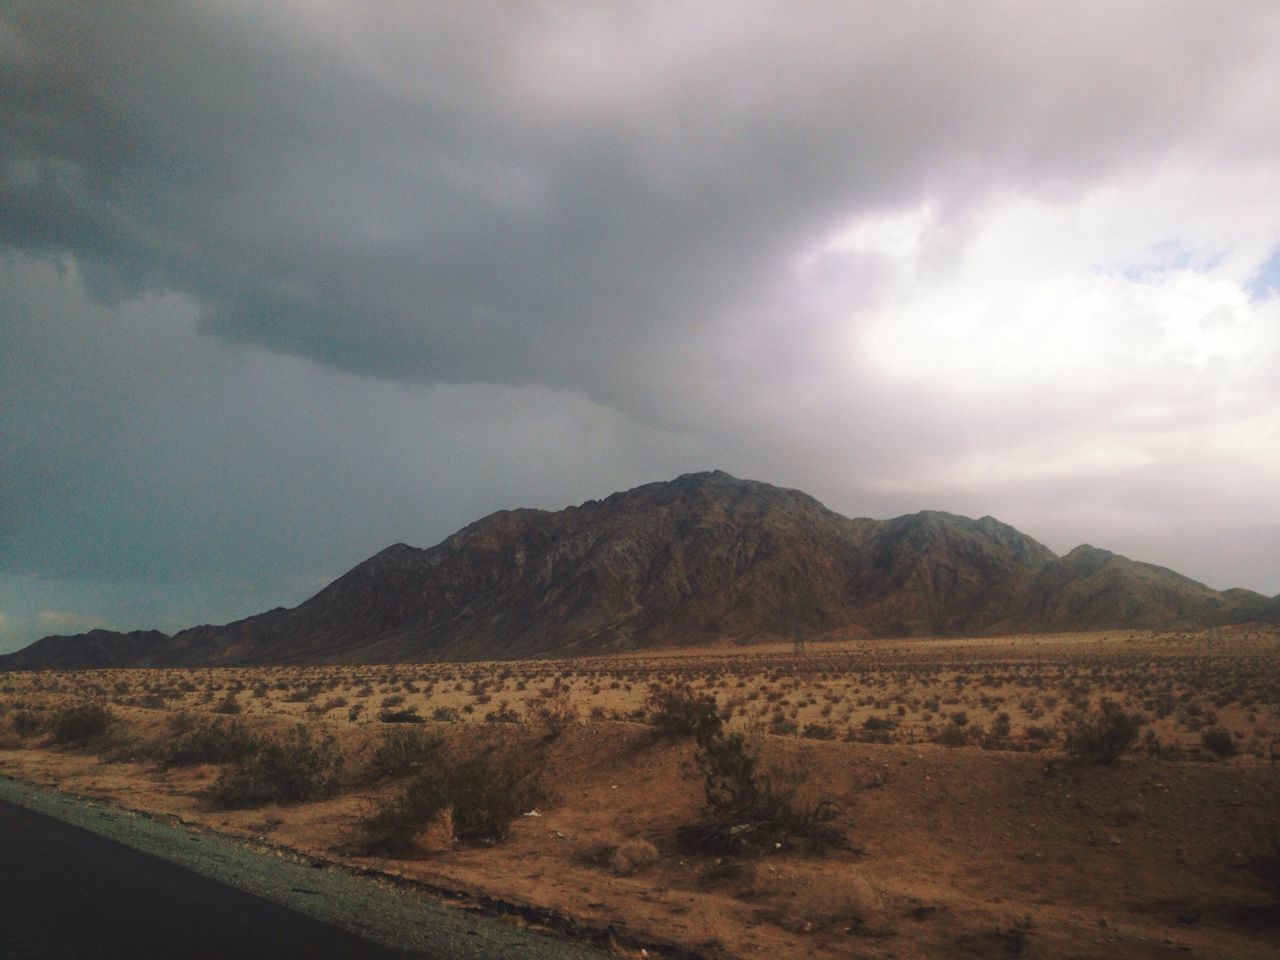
left=0, top=786, right=612, bottom=960
left=0, top=797, right=426, bottom=959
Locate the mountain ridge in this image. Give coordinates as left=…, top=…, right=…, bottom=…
left=3, top=471, right=1275, bottom=669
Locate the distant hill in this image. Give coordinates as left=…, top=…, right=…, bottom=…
left=2, top=471, right=1275, bottom=669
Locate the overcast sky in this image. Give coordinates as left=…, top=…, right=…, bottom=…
left=3, top=2, right=1279, bottom=653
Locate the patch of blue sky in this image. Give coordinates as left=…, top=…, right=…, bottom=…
left=1244, top=248, right=1280, bottom=301
left=1099, top=240, right=1223, bottom=284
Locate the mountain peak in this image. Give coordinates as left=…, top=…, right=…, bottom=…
left=3, top=472, right=1274, bottom=669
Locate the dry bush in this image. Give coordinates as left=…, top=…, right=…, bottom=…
left=1063, top=699, right=1144, bottom=765
left=367, top=726, right=444, bottom=780
left=1199, top=728, right=1237, bottom=758
left=378, top=707, right=426, bottom=724
left=683, top=730, right=843, bottom=855
left=528, top=689, right=578, bottom=738
left=646, top=684, right=722, bottom=740
left=9, top=710, right=42, bottom=739
left=779, top=870, right=882, bottom=934
left=357, top=747, right=545, bottom=855
left=0, top=720, right=24, bottom=750
left=609, top=838, right=660, bottom=875
left=207, top=725, right=343, bottom=809
left=163, top=716, right=261, bottom=767
left=50, top=701, right=114, bottom=747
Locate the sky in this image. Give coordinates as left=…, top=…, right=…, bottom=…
left=2, top=2, right=1279, bottom=653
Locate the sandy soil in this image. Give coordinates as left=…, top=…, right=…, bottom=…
left=2, top=627, right=1278, bottom=960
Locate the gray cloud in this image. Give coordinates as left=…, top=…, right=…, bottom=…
left=5, top=3, right=1277, bottom=411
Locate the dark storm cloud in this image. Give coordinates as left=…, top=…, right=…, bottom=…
left=4, top=2, right=1275, bottom=417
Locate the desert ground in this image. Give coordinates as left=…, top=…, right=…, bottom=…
left=2, top=626, right=1278, bottom=959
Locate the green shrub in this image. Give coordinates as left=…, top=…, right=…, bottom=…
left=51, top=702, right=114, bottom=746
left=646, top=685, right=722, bottom=740
left=1063, top=699, right=1144, bottom=765
left=207, top=725, right=343, bottom=809
left=163, top=718, right=261, bottom=767
left=358, top=749, right=544, bottom=855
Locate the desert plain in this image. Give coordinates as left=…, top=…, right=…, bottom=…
left=2, top=626, right=1278, bottom=960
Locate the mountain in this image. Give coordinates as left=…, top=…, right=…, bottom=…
left=2, top=471, right=1274, bottom=669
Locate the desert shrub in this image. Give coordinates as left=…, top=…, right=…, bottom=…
left=579, top=837, right=662, bottom=875
left=934, top=725, right=967, bottom=747
left=10, top=710, right=42, bottom=738
left=483, top=707, right=522, bottom=724
left=801, top=723, right=838, bottom=740
left=431, top=706, right=460, bottom=722
left=163, top=718, right=260, bottom=767
left=610, top=838, right=660, bottom=875
left=683, top=729, right=842, bottom=855
left=378, top=708, right=426, bottom=724
left=646, top=685, right=722, bottom=740
left=50, top=702, right=114, bottom=746
left=211, top=694, right=242, bottom=715
left=991, top=713, right=1012, bottom=739
left=528, top=689, right=578, bottom=738
left=862, top=716, right=897, bottom=732
left=1062, top=699, right=1144, bottom=765
left=358, top=749, right=544, bottom=854
left=1199, top=728, right=1237, bottom=758
left=367, top=727, right=444, bottom=780
left=207, top=725, right=343, bottom=809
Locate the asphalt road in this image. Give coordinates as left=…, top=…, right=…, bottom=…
left=0, top=797, right=425, bottom=959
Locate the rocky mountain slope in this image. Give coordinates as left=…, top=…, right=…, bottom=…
left=3, top=471, right=1275, bottom=668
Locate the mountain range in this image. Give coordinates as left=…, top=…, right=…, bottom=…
left=3, top=471, right=1276, bottom=669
